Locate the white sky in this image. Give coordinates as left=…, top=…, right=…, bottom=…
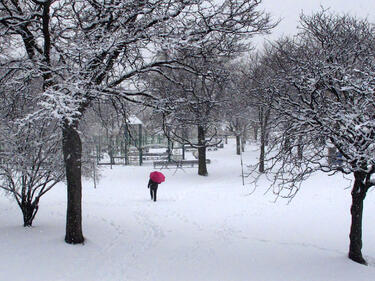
left=254, top=0, right=375, bottom=48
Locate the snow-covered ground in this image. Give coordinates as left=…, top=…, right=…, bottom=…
left=1, top=139, right=375, bottom=281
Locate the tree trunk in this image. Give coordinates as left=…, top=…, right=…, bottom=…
left=348, top=171, right=368, bottom=265
left=21, top=201, right=38, bottom=227
left=167, top=132, right=172, bottom=162
left=236, top=135, right=241, bottom=155
left=197, top=125, right=208, bottom=176
left=297, top=136, right=303, bottom=160
left=283, top=135, right=291, bottom=153
left=63, top=122, right=84, bottom=244
left=259, top=107, right=270, bottom=173
left=253, top=125, right=258, bottom=142
left=259, top=128, right=265, bottom=173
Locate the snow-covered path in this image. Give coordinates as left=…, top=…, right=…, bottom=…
left=1, top=139, right=375, bottom=281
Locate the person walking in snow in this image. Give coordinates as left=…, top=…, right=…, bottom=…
left=148, top=171, right=165, bottom=202
left=148, top=178, right=159, bottom=202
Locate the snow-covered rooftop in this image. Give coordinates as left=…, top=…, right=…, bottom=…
left=128, top=115, right=143, bottom=125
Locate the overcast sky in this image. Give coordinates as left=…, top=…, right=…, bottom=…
left=254, top=0, right=375, bottom=47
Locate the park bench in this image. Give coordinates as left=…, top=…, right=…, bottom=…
left=142, top=152, right=168, bottom=160
left=153, top=159, right=211, bottom=169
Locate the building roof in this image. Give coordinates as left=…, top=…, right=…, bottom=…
left=128, top=115, right=143, bottom=125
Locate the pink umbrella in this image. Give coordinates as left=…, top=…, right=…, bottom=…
left=150, top=171, right=165, bottom=184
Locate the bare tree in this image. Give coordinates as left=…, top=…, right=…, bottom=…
left=0, top=64, right=63, bottom=227
left=247, top=50, right=282, bottom=173
left=1, top=0, right=275, bottom=243
left=260, top=11, right=375, bottom=265
left=224, top=62, right=254, bottom=155
left=0, top=120, right=63, bottom=226
left=146, top=54, right=230, bottom=176
left=226, top=53, right=277, bottom=171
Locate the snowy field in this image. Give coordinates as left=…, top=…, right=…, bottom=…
left=1, top=139, right=375, bottom=281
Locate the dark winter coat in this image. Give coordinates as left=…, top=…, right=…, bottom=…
left=148, top=179, right=159, bottom=201
left=148, top=179, right=158, bottom=190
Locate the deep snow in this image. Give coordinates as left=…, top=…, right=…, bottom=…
left=0, top=139, right=374, bottom=281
